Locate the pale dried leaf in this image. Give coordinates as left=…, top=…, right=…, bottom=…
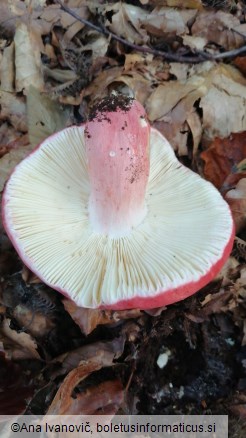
left=165, top=0, right=203, bottom=7
left=14, top=22, right=44, bottom=93
left=170, top=61, right=214, bottom=82
left=58, top=94, right=82, bottom=105
left=0, top=0, right=26, bottom=35
left=82, top=33, right=109, bottom=60
left=200, top=88, right=246, bottom=140
left=0, top=91, right=27, bottom=132
left=146, top=75, right=206, bottom=121
left=13, top=305, right=55, bottom=338
left=105, top=3, right=149, bottom=44
left=192, top=11, right=246, bottom=50
left=0, top=42, right=15, bottom=92
left=24, top=0, right=46, bottom=6
left=61, top=7, right=89, bottom=42
left=141, top=7, right=197, bottom=37
left=182, top=34, right=207, bottom=51
left=169, top=63, right=191, bottom=81
left=1, top=318, right=40, bottom=360
left=27, top=86, right=71, bottom=146
left=43, top=66, right=78, bottom=83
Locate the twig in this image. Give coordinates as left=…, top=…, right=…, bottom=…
left=56, top=0, right=246, bottom=63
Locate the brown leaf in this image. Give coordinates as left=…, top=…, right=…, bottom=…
left=84, top=67, right=124, bottom=101
left=226, top=178, right=246, bottom=233
left=199, top=65, right=246, bottom=140
left=146, top=76, right=205, bottom=121
left=192, top=11, right=246, bottom=50
left=147, top=77, right=204, bottom=153
left=201, top=132, right=246, bottom=189
left=1, top=318, right=41, bottom=360
left=0, top=91, right=27, bottom=132
left=63, top=299, right=141, bottom=334
left=104, top=3, right=149, bottom=45
left=141, top=7, right=197, bottom=37
left=13, top=304, right=55, bottom=338
left=234, top=56, right=246, bottom=76
left=52, top=379, right=124, bottom=415
left=52, top=337, right=125, bottom=377
left=47, top=339, right=125, bottom=415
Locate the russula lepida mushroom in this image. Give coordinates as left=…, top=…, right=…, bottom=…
left=2, top=94, right=234, bottom=309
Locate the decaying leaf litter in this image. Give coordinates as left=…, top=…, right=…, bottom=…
left=0, top=0, right=246, bottom=433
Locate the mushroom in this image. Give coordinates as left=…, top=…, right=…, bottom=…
left=2, top=94, right=234, bottom=310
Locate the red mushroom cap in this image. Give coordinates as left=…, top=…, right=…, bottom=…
left=2, top=94, right=235, bottom=309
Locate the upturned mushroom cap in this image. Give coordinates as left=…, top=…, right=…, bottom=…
left=2, top=94, right=234, bottom=309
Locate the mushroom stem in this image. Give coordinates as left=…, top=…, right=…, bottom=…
left=85, top=96, right=150, bottom=238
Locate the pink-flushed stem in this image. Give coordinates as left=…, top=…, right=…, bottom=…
left=85, top=96, right=150, bottom=237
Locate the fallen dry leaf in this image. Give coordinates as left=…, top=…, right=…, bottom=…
left=13, top=304, right=55, bottom=338
left=192, top=10, right=246, bottom=50
left=27, top=86, right=71, bottom=146
left=200, top=65, right=246, bottom=140
left=141, top=7, right=197, bottom=37
left=226, top=178, right=246, bottom=233
left=84, top=66, right=124, bottom=101
left=0, top=0, right=27, bottom=36
left=48, top=376, right=123, bottom=417
left=14, top=22, right=44, bottom=93
left=201, top=132, right=246, bottom=189
left=52, top=337, right=125, bottom=377
left=147, top=75, right=204, bottom=153
left=0, top=42, right=15, bottom=92
left=182, top=34, right=207, bottom=51
left=63, top=299, right=142, bottom=335
left=47, top=338, right=125, bottom=415
left=0, top=91, right=27, bottom=132
left=0, top=124, right=26, bottom=158
left=234, top=56, right=246, bottom=76
left=200, top=290, right=234, bottom=316
left=146, top=75, right=206, bottom=121
left=103, top=3, right=149, bottom=45
left=1, top=318, right=40, bottom=360
left=124, top=53, right=169, bottom=83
